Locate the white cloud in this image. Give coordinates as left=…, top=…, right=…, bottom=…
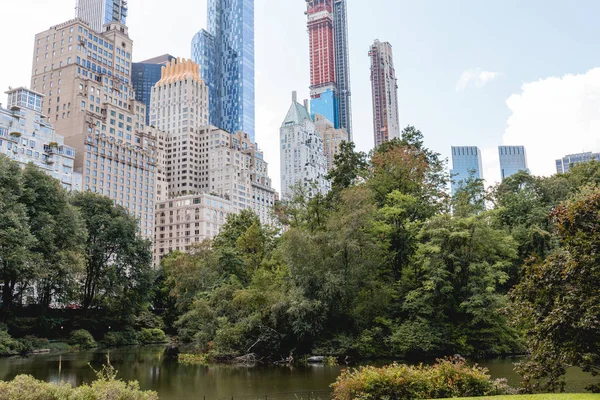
left=501, top=68, right=600, bottom=178
left=456, top=68, right=502, bottom=92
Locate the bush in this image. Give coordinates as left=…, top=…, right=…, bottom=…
left=331, top=357, right=512, bottom=400
left=19, top=335, right=50, bottom=352
left=137, top=328, right=167, bottom=344
left=68, top=329, right=97, bottom=349
left=0, top=372, right=158, bottom=399
left=178, top=353, right=209, bottom=366
left=0, top=330, right=24, bottom=355
left=102, top=330, right=138, bottom=348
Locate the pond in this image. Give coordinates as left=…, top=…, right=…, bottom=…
left=0, top=347, right=594, bottom=399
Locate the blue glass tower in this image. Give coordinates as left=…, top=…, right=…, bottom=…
left=132, top=54, right=175, bottom=126
left=192, top=0, right=255, bottom=142
left=499, top=146, right=529, bottom=180
left=77, top=0, right=128, bottom=32
left=450, top=146, right=483, bottom=196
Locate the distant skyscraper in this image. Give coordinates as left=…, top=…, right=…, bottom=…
left=333, top=0, right=352, bottom=139
left=132, top=54, right=175, bottom=125
left=499, top=146, right=529, bottom=180
left=192, top=0, right=255, bottom=142
left=556, top=151, right=600, bottom=173
left=306, top=0, right=338, bottom=128
left=314, top=114, right=347, bottom=171
left=369, top=40, right=400, bottom=148
left=450, top=146, right=483, bottom=195
left=76, top=0, right=128, bottom=32
left=280, top=92, right=329, bottom=198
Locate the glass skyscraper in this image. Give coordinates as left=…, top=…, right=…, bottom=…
left=132, top=54, right=176, bottom=125
left=450, top=146, right=483, bottom=196
left=76, top=0, right=128, bottom=32
left=556, top=151, right=600, bottom=173
left=192, top=0, right=255, bottom=142
left=499, top=146, right=528, bottom=180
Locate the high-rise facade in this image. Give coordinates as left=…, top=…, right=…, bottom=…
left=369, top=40, right=400, bottom=148
left=132, top=54, right=175, bottom=125
left=306, top=0, right=338, bottom=128
left=450, top=146, right=483, bottom=196
left=556, top=151, right=600, bottom=174
left=333, top=0, right=352, bottom=139
left=150, top=58, right=209, bottom=198
left=280, top=92, right=330, bottom=198
left=314, top=113, right=347, bottom=171
left=31, top=19, right=161, bottom=239
left=76, top=0, right=128, bottom=33
left=499, top=145, right=528, bottom=180
left=0, top=87, right=82, bottom=191
left=191, top=0, right=255, bottom=142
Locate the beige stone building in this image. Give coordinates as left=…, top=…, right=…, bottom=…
left=30, top=19, right=161, bottom=238
left=153, top=193, right=233, bottom=264
left=314, top=113, right=347, bottom=171
left=150, top=58, right=209, bottom=198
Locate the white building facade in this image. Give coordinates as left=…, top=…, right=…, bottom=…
left=280, top=91, right=329, bottom=199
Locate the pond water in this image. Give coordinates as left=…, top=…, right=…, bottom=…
left=0, top=347, right=594, bottom=399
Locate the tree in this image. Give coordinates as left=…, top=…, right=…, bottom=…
left=326, top=141, right=368, bottom=200
left=20, top=164, right=86, bottom=309
left=0, top=157, right=36, bottom=316
left=396, top=212, right=521, bottom=357
left=512, top=187, right=600, bottom=393
left=71, top=192, right=152, bottom=316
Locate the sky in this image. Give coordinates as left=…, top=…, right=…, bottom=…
left=2, top=0, right=600, bottom=192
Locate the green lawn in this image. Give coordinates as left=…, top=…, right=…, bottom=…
left=450, top=395, right=600, bottom=400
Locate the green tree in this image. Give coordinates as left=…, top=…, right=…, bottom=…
left=512, top=187, right=600, bottom=393
left=0, top=156, right=36, bottom=316
left=71, top=192, right=152, bottom=318
left=326, top=141, right=368, bottom=200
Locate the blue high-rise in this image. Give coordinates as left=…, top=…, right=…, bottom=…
left=132, top=54, right=175, bottom=126
left=76, top=0, right=128, bottom=32
left=499, top=146, right=529, bottom=180
left=192, top=0, right=255, bottom=142
left=450, top=146, right=483, bottom=196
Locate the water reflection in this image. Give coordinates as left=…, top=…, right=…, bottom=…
left=0, top=348, right=594, bottom=399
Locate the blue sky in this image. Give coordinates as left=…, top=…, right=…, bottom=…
left=2, top=0, right=600, bottom=190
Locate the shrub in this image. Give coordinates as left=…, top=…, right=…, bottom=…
left=331, top=357, right=512, bottom=400
left=68, top=329, right=97, bottom=349
left=0, top=372, right=158, bottom=399
left=19, top=335, right=50, bottom=352
left=137, top=328, right=167, bottom=344
left=102, top=330, right=138, bottom=348
left=178, top=353, right=209, bottom=366
left=0, top=330, right=24, bottom=355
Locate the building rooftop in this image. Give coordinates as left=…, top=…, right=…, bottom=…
left=282, top=91, right=312, bottom=127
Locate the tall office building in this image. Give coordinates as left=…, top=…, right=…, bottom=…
left=76, top=0, right=128, bottom=33
left=499, top=145, right=528, bottom=180
left=314, top=113, right=347, bottom=171
left=450, top=146, right=483, bottom=196
left=280, top=92, right=329, bottom=198
left=333, top=0, right=352, bottom=139
left=306, top=0, right=338, bottom=128
left=0, top=87, right=82, bottom=191
left=556, top=151, right=600, bottom=174
left=31, top=19, right=161, bottom=238
left=150, top=58, right=209, bottom=198
left=369, top=40, right=400, bottom=148
left=191, top=0, right=255, bottom=141
left=132, top=54, right=175, bottom=125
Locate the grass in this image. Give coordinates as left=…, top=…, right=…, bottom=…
left=450, top=395, right=600, bottom=399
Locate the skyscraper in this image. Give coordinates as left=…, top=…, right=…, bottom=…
left=31, top=19, right=162, bottom=239
left=314, top=113, right=347, bottom=171
left=369, top=40, right=400, bottom=148
left=450, top=146, right=483, bottom=196
left=280, top=92, right=329, bottom=198
left=132, top=54, right=175, bottom=125
left=306, top=0, right=338, bottom=128
left=333, top=0, right=352, bottom=139
left=76, top=0, right=128, bottom=32
left=556, top=151, right=600, bottom=173
left=499, top=145, right=528, bottom=180
left=191, top=0, right=255, bottom=142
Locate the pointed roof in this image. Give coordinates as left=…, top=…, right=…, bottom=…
left=282, top=91, right=312, bottom=127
